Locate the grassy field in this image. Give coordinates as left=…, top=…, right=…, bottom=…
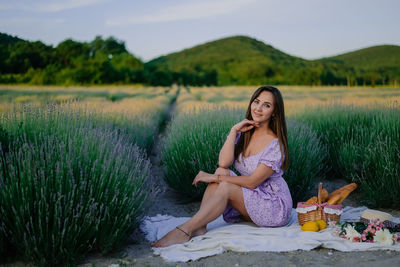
left=176, top=85, right=400, bottom=115
left=0, top=85, right=399, bottom=265
left=2, top=84, right=399, bottom=114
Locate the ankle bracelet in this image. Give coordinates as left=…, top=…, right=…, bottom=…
left=176, top=226, right=190, bottom=237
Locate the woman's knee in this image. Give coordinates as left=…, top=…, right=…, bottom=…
left=215, top=181, right=235, bottom=196
left=206, top=182, right=218, bottom=190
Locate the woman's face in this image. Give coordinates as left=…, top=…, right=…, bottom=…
left=250, top=91, right=275, bottom=123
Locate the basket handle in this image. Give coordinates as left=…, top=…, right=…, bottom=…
left=318, top=182, right=323, bottom=206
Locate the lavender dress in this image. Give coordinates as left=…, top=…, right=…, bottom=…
left=223, top=132, right=293, bottom=227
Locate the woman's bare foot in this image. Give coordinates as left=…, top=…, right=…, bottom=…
left=150, top=226, right=191, bottom=248
left=191, top=226, right=207, bottom=237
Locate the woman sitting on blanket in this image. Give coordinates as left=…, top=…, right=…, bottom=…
left=151, top=85, right=293, bottom=248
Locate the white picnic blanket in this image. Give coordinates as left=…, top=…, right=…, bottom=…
left=140, top=206, right=400, bottom=262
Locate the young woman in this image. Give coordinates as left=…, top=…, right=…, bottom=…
left=151, top=86, right=292, bottom=248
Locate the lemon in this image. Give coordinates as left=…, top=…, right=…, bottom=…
left=316, top=220, right=327, bottom=230
left=301, top=221, right=320, bottom=232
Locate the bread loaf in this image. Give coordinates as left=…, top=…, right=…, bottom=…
left=304, top=196, right=318, bottom=205
left=329, top=183, right=357, bottom=199
left=320, top=188, right=329, bottom=203
left=326, top=194, right=341, bottom=205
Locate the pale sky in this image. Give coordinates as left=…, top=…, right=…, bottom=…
left=1, top=0, right=399, bottom=62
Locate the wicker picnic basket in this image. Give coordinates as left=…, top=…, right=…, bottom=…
left=296, top=183, right=342, bottom=226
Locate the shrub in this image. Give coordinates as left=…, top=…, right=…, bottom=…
left=0, top=124, right=12, bottom=259
left=295, top=104, right=400, bottom=208
left=161, top=107, right=243, bottom=201
left=355, top=139, right=400, bottom=208
left=284, top=120, right=328, bottom=204
left=161, top=107, right=328, bottom=204
left=5, top=101, right=164, bottom=153
left=94, top=111, right=159, bottom=153
left=0, top=124, right=10, bottom=152
left=0, top=103, right=153, bottom=266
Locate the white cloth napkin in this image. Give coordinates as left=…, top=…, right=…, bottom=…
left=140, top=206, right=400, bottom=262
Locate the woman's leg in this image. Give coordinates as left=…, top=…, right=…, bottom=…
left=151, top=181, right=250, bottom=247
left=192, top=167, right=231, bottom=237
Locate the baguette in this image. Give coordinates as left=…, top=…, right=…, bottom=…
left=327, top=183, right=358, bottom=204
left=320, top=188, right=329, bottom=203
left=304, top=196, right=318, bottom=205
left=337, top=185, right=358, bottom=204
left=328, top=183, right=357, bottom=198
left=327, top=194, right=341, bottom=205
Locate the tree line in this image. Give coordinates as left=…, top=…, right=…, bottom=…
left=0, top=33, right=398, bottom=86
left=0, top=33, right=217, bottom=86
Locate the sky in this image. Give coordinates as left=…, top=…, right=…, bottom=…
left=1, top=0, right=399, bottom=62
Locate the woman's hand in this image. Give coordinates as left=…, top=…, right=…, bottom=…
left=192, top=171, right=217, bottom=187
left=232, top=119, right=260, bottom=133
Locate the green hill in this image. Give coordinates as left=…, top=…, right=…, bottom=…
left=147, top=36, right=308, bottom=85
left=316, top=45, right=400, bottom=86
left=147, top=36, right=400, bottom=86
left=320, top=45, right=400, bottom=70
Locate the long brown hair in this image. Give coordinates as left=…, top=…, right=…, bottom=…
left=234, top=86, right=289, bottom=171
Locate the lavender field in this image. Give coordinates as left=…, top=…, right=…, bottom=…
left=0, top=85, right=399, bottom=266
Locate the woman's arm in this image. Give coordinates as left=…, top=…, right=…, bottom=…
left=218, top=128, right=238, bottom=168
left=218, top=119, right=260, bottom=168
left=219, top=164, right=274, bottom=189
left=193, top=164, right=274, bottom=190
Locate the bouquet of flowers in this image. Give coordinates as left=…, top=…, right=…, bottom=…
left=332, top=219, right=400, bottom=245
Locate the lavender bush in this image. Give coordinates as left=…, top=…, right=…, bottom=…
left=284, top=120, right=328, bottom=204
left=296, top=104, right=400, bottom=208
left=161, top=107, right=243, bottom=201
left=0, top=104, right=153, bottom=266
left=0, top=124, right=11, bottom=259
left=5, top=102, right=162, bottom=153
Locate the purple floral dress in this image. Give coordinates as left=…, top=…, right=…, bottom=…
left=223, top=132, right=293, bottom=227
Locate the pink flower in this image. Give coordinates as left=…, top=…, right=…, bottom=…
left=361, top=234, right=367, bottom=241
left=353, top=236, right=361, bottom=242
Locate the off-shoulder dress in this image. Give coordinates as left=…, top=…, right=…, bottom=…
left=223, top=132, right=293, bottom=227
